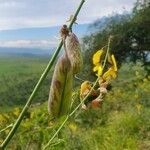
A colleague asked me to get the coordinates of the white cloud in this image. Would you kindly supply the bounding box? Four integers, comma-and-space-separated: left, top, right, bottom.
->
0, 0, 136, 30
0, 0, 136, 48
0, 39, 58, 49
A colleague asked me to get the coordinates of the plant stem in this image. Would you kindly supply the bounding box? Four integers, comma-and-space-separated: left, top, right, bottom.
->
0, 1, 85, 149
102, 36, 111, 70
43, 116, 69, 150
74, 75, 85, 82
0, 124, 13, 134
42, 36, 111, 150
68, 0, 85, 30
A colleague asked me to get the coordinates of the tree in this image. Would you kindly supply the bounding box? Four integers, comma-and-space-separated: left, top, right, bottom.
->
82, 0, 150, 73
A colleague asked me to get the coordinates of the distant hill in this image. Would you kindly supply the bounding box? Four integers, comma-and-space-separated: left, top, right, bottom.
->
0, 24, 89, 56
0, 24, 89, 41
0, 47, 53, 57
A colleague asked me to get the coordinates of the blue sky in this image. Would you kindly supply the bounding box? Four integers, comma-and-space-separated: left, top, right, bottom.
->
0, 0, 136, 49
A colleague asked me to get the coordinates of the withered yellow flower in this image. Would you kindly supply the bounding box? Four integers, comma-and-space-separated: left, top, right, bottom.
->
80, 81, 97, 99
80, 81, 91, 96
103, 67, 117, 81
92, 49, 103, 65
93, 64, 103, 77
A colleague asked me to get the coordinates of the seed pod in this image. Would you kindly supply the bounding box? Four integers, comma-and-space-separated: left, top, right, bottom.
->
65, 32, 83, 75
48, 55, 73, 118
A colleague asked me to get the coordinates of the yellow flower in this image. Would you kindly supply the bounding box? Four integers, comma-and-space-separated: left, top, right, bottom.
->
80, 81, 91, 94
93, 64, 103, 77
108, 54, 117, 71
92, 49, 103, 65
80, 81, 97, 99
103, 67, 117, 81
92, 48, 117, 79
107, 54, 112, 64
80, 81, 92, 99
111, 54, 117, 71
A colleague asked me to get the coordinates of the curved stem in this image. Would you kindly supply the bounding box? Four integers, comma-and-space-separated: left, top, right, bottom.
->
74, 75, 85, 82
0, 1, 85, 149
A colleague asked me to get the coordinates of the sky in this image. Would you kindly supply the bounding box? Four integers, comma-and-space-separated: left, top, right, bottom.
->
0, 0, 136, 49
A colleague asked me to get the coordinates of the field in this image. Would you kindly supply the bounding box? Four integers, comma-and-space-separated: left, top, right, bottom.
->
0, 55, 52, 110
0, 55, 150, 149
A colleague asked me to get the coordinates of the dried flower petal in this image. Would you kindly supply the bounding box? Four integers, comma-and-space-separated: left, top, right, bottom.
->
99, 87, 107, 93
81, 104, 88, 110
91, 99, 102, 108
100, 82, 108, 88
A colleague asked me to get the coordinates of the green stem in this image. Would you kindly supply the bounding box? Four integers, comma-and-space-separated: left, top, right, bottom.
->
0, 124, 13, 134
43, 116, 69, 150
102, 36, 111, 70
0, 1, 85, 149
68, 0, 85, 30
74, 75, 85, 82
42, 36, 111, 150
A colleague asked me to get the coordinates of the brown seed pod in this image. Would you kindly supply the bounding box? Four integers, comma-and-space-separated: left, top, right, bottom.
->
48, 55, 73, 118
65, 32, 83, 75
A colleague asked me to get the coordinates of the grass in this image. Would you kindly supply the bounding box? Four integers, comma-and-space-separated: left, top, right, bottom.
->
0, 55, 53, 110
0, 55, 49, 76
0, 60, 150, 149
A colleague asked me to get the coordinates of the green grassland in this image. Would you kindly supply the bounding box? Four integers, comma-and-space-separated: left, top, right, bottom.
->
0, 56, 150, 149
0, 55, 53, 110
0, 55, 48, 76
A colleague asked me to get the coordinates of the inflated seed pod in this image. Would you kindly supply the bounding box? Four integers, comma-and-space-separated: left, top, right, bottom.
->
65, 32, 83, 75
48, 54, 73, 118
